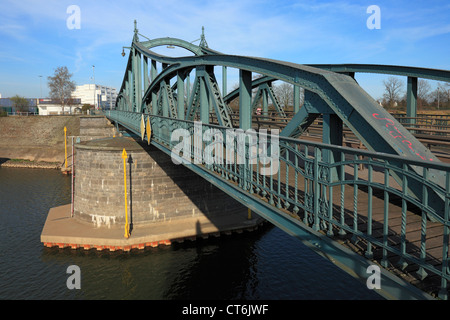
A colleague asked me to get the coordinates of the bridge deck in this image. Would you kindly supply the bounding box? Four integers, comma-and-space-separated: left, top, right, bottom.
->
217, 151, 446, 298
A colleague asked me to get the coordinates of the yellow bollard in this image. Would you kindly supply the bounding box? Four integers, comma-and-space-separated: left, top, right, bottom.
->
64, 126, 68, 169
248, 208, 252, 220
122, 148, 130, 238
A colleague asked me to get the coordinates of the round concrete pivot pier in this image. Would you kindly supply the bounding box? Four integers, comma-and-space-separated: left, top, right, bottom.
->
74, 136, 153, 226
41, 136, 264, 251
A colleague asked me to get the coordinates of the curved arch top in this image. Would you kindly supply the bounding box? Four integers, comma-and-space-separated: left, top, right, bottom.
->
139, 37, 206, 56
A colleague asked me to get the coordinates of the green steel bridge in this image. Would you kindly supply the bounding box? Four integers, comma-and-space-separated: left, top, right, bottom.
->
106, 21, 450, 300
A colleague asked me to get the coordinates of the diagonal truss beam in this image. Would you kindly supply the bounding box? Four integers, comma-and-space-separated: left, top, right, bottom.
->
116, 28, 449, 219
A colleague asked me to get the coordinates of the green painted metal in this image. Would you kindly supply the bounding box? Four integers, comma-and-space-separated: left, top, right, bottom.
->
407, 76, 418, 126
126, 30, 448, 219
239, 69, 252, 130
110, 23, 450, 299
106, 110, 449, 300
308, 64, 450, 121
307, 64, 450, 83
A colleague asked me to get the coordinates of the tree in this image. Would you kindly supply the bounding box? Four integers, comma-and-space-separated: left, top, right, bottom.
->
417, 79, 431, 108
431, 82, 450, 110
47, 66, 76, 115
382, 76, 403, 109
10, 95, 29, 113
273, 82, 293, 109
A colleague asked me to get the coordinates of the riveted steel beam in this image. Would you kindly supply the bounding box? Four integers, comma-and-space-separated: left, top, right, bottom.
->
117, 31, 449, 219
308, 64, 450, 83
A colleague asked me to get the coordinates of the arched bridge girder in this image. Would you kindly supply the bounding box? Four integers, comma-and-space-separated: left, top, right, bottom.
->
139, 37, 211, 56
132, 39, 439, 164
117, 35, 447, 219
308, 64, 450, 83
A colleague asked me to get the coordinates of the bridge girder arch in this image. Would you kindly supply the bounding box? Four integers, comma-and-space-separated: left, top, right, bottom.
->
115, 25, 449, 219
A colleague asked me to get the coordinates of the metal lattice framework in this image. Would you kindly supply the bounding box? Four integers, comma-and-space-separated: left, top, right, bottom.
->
108, 22, 450, 300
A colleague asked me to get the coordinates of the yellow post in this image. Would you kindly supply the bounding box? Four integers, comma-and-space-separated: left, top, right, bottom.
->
122, 148, 130, 238
64, 126, 68, 169
248, 208, 252, 220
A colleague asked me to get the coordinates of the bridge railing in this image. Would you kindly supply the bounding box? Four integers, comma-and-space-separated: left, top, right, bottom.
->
108, 109, 450, 299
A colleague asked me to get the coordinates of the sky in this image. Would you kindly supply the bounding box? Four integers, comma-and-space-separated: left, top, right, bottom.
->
0, 0, 449, 101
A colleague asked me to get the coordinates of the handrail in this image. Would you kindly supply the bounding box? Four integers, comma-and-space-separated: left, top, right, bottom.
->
107, 110, 450, 298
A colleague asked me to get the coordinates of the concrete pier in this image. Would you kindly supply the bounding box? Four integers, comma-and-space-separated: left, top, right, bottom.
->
41, 204, 262, 251
41, 136, 264, 251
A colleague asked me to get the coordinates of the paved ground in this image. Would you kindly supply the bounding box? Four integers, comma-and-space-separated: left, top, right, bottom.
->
41, 204, 265, 251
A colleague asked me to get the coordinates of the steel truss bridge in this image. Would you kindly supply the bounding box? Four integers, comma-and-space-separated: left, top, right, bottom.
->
106, 21, 450, 300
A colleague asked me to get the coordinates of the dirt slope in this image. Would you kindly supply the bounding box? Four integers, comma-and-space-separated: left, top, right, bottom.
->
0, 116, 80, 163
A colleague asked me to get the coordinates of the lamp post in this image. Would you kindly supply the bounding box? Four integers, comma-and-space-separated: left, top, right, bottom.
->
92, 65, 96, 109
38, 75, 42, 98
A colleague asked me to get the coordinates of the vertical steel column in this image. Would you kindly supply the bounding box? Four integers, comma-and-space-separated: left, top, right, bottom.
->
151, 60, 158, 115
406, 76, 417, 127
186, 72, 191, 106
161, 79, 169, 118
143, 56, 149, 90
134, 50, 142, 112
322, 113, 343, 181
125, 80, 129, 110
222, 66, 227, 96
262, 89, 268, 119
177, 72, 185, 120
128, 68, 134, 112
143, 56, 149, 113
198, 67, 209, 123
294, 85, 300, 114
239, 69, 252, 130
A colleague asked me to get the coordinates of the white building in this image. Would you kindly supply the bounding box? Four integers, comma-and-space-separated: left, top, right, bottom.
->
72, 84, 117, 110
37, 98, 82, 115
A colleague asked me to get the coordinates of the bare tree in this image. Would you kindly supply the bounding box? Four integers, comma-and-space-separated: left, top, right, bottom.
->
273, 82, 293, 109
47, 66, 76, 115
432, 82, 450, 109
417, 79, 431, 108
382, 76, 403, 108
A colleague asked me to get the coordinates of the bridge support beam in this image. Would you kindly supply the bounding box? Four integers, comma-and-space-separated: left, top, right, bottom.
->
222, 66, 227, 96
128, 68, 133, 112
133, 48, 142, 112
143, 56, 150, 113
199, 68, 209, 123
322, 113, 343, 181
239, 69, 252, 130
151, 60, 158, 115
177, 72, 185, 120
406, 76, 418, 127
294, 85, 301, 114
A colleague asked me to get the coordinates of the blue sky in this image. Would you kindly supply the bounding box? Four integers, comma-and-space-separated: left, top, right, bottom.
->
1, 0, 449, 100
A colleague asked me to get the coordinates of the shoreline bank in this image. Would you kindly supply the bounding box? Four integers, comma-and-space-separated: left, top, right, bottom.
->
0, 159, 61, 170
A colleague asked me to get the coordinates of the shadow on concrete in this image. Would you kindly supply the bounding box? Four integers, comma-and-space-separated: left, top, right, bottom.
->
0, 158, 11, 166
128, 154, 134, 234
125, 133, 264, 242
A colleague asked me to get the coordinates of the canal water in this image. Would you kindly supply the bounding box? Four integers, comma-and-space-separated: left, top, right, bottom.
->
0, 167, 381, 300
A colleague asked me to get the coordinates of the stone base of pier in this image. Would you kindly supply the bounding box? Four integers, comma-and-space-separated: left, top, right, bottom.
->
41, 204, 264, 251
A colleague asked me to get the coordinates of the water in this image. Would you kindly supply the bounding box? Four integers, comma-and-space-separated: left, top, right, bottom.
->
0, 167, 382, 300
